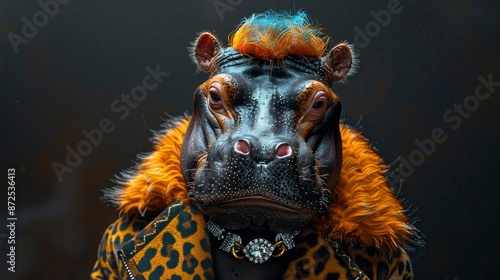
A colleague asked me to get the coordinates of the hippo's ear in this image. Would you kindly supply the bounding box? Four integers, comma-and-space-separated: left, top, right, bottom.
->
322, 43, 357, 83
190, 32, 222, 72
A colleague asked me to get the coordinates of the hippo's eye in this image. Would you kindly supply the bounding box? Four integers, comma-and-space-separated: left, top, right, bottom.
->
208, 83, 224, 113
210, 92, 221, 102
305, 91, 327, 121
312, 101, 324, 108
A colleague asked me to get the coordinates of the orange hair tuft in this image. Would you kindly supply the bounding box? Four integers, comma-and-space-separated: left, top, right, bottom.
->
229, 10, 330, 60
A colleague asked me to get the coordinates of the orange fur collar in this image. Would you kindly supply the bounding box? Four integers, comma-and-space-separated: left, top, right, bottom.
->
111, 116, 415, 251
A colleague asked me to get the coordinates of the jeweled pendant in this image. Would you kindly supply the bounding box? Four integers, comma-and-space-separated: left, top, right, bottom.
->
242, 238, 275, 264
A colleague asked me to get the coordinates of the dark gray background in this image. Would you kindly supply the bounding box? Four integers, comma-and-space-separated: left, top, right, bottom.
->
0, 0, 499, 279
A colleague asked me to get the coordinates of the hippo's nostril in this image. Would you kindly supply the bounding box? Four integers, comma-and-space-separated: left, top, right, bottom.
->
276, 143, 292, 158
234, 139, 250, 155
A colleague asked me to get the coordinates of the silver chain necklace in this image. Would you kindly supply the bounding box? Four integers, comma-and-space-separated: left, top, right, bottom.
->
206, 220, 300, 264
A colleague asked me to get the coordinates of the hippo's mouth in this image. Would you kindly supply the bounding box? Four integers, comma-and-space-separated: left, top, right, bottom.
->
209, 195, 305, 212
200, 195, 316, 233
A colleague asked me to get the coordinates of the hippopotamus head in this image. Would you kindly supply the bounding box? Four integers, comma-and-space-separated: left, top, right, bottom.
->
180, 11, 355, 234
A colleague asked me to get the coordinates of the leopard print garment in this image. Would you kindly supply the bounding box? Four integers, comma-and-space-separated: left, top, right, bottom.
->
91, 201, 413, 279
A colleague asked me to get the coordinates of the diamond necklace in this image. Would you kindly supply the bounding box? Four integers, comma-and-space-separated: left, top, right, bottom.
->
206, 220, 300, 264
